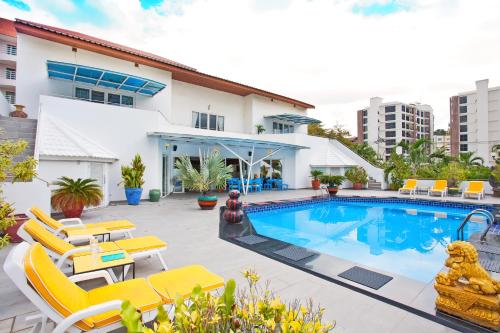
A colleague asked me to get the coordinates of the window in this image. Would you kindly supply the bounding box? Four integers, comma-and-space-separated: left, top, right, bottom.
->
121, 95, 133, 106
385, 123, 395, 129
459, 105, 467, 113
460, 125, 467, 133
6, 44, 16, 55
362, 110, 367, 117
4, 91, 15, 104
459, 96, 467, 104
386, 148, 393, 154
91, 90, 105, 103
385, 105, 396, 113
460, 115, 467, 123
385, 114, 395, 121
363, 125, 367, 132
402, 105, 406, 112
386, 131, 396, 137
75, 87, 90, 100
5, 68, 15, 80
460, 134, 467, 142
200, 113, 208, 129
362, 117, 367, 124
217, 116, 224, 131
460, 144, 468, 152
385, 139, 396, 146
108, 93, 121, 105
192, 111, 200, 128
363, 133, 367, 140
209, 114, 217, 130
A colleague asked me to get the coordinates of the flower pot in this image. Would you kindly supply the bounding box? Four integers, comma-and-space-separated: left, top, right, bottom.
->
311, 179, 321, 190
5, 214, 29, 243
493, 188, 500, 198
327, 187, 338, 196
198, 195, 218, 210
125, 188, 143, 205
62, 203, 84, 218
353, 183, 363, 190
149, 189, 161, 202
10, 104, 28, 118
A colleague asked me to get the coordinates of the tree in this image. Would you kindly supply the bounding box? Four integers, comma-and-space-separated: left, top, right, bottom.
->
255, 124, 265, 135
458, 151, 484, 167
0, 138, 38, 248
433, 129, 447, 136
308, 122, 352, 146
396, 138, 430, 175
351, 143, 380, 166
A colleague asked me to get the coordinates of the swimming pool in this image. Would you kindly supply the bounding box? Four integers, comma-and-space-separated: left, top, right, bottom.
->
247, 199, 488, 282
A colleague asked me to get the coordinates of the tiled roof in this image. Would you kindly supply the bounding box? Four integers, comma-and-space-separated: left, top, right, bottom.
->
0, 18, 16, 38
37, 113, 118, 162
16, 18, 196, 71
14, 18, 315, 109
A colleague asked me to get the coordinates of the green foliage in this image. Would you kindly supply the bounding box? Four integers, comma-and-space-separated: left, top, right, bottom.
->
345, 166, 368, 184
351, 143, 381, 166
175, 151, 233, 194
490, 164, 500, 188
319, 175, 345, 187
51, 177, 103, 211
121, 154, 145, 189
465, 166, 491, 180
415, 165, 439, 179
120, 270, 334, 333
396, 138, 430, 175
260, 164, 269, 178
308, 122, 353, 147
384, 151, 412, 189
438, 162, 467, 187
255, 124, 266, 135
433, 129, 447, 135
458, 152, 484, 167
0, 137, 38, 248
310, 169, 323, 180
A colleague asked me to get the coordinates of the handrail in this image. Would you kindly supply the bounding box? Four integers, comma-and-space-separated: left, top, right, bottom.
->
479, 209, 498, 242
456, 209, 494, 241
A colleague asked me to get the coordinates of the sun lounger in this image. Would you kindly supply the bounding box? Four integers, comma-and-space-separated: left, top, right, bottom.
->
4, 242, 224, 333
462, 181, 485, 200
29, 206, 135, 240
19, 219, 168, 272
398, 179, 417, 195
428, 180, 447, 197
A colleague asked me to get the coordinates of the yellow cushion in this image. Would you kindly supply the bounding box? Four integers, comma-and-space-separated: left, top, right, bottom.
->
86, 220, 135, 231
88, 278, 162, 328
467, 181, 483, 192
115, 236, 167, 254
30, 206, 63, 230
147, 265, 224, 304
24, 243, 93, 331
431, 180, 447, 191
23, 219, 75, 255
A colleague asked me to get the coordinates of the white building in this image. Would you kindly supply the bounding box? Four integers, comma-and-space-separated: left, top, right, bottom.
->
0, 18, 16, 106
1, 18, 383, 212
432, 134, 451, 154
357, 97, 434, 160
450, 79, 500, 165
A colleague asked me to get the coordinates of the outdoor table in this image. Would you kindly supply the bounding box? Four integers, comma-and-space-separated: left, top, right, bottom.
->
65, 227, 111, 242
73, 250, 135, 282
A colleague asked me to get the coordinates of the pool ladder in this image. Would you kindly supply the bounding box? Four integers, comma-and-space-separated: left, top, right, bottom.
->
456, 209, 495, 241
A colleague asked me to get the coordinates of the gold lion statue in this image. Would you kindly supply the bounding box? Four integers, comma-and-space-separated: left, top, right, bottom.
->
436, 241, 500, 295
435, 241, 500, 330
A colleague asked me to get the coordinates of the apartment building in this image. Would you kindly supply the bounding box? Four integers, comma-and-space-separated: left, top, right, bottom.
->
450, 79, 500, 166
432, 134, 451, 154
357, 97, 434, 160
0, 18, 16, 106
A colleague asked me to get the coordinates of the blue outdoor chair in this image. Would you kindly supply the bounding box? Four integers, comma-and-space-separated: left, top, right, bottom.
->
275, 179, 289, 191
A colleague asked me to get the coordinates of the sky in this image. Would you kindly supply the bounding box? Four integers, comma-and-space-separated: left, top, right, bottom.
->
1, 0, 499, 135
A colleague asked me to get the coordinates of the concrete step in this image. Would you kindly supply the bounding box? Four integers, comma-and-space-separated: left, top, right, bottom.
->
0, 117, 38, 161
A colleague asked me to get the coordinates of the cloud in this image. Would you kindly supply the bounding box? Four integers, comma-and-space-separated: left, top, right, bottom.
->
2, 0, 500, 135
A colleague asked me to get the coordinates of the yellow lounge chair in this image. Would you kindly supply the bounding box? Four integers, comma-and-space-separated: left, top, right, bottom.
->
29, 206, 136, 240
428, 180, 447, 197
462, 181, 485, 200
4, 242, 224, 333
398, 179, 417, 195
19, 219, 168, 272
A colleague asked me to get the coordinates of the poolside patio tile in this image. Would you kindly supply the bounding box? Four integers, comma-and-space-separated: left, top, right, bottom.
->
11, 311, 38, 332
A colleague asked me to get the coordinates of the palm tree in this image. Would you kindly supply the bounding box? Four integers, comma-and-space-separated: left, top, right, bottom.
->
396, 138, 430, 175
458, 151, 484, 167
255, 124, 265, 135
51, 177, 103, 217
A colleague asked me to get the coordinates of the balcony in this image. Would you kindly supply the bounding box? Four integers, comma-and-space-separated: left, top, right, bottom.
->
0, 76, 15, 89
0, 43, 16, 67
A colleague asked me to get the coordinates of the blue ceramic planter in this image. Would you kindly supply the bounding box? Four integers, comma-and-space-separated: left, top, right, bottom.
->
125, 188, 143, 205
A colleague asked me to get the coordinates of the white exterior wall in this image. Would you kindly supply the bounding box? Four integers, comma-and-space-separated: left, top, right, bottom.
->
2, 180, 51, 215
16, 34, 172, 119
249, 95, 308, 134
38, 95, 166, 202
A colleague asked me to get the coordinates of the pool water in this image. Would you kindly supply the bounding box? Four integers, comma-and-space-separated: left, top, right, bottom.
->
247, 201, 487, 282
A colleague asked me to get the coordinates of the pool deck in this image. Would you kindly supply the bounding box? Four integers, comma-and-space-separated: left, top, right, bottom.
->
1, 189, 499, 333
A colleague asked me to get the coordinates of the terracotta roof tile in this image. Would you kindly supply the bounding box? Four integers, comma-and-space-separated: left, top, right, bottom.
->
0, 18, 16, 38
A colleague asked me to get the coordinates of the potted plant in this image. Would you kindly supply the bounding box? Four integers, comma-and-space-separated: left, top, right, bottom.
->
438, 162, 466, 196
310, 170, 323, 190
51, 177, 103, 218
320, 175, 345, 196
175, 151, 233, 210
255, 124, 266, 134
345, 166, 368, 190
10, 104, 28, 118
488, 164, 500, 197
121, 154, 145, 205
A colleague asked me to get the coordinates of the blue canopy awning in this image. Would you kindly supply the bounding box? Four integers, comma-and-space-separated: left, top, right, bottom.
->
46, 60, 166, 96
264, 113, 321, 124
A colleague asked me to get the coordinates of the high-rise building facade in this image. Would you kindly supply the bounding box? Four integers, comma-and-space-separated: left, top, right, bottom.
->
450, 79, 500, 166
357, 97, 434, 160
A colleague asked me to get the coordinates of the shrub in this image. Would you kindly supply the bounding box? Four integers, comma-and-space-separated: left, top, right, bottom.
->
51, 177, 103, 211
415, 165, 438, 179
345, 166, 368, 184
121, 154, 145, 189
465, 166, 491, 180
439, 162, 467, 187
310, 169, 323, 181
319, 175, 345, 187
120, 269, 335, 333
